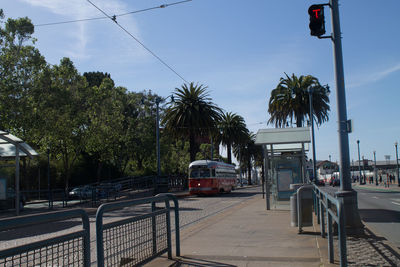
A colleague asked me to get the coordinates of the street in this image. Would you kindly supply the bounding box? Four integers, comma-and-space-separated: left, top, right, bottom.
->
320, 184, 400, 249
356, 187, 400, 248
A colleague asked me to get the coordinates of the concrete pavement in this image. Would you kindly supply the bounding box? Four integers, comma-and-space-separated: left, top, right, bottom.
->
146, 193, 336, 267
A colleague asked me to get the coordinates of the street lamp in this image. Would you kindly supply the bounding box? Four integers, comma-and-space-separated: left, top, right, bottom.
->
154, 95, 175, 178
308, 87, 317, 183
373, 151, 378, 186
395, 142, 399, 187
357, 140, 362, 185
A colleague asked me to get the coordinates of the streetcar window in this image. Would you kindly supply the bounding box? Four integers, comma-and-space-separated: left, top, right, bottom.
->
199, 169, 210, 177
212, 169, 216, 177
190, 168, 210, 178
190, 170, 199, 178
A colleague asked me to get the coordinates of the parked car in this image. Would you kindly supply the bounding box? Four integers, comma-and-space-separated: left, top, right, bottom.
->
330, 177, 340, 187
314, 179, 325, 186
69, 186, 94, 199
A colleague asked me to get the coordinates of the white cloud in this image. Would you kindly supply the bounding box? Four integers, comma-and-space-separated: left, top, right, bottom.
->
21, 0, 144, 61
347, 62, 400, 89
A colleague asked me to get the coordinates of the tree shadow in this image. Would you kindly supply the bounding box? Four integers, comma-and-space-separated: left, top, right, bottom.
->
0, 220, 82, 241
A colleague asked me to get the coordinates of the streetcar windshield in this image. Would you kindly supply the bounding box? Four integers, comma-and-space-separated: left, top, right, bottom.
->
189, 168, 210, 178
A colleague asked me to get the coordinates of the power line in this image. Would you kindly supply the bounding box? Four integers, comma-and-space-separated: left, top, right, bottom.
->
34, 1, 192, 27
86, 0, 189, 84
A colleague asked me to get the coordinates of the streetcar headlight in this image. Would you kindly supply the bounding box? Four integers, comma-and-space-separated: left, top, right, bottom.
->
198, 183, 201, 186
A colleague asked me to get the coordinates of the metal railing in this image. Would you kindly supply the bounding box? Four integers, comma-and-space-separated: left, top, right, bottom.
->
313, 185, 347, 267
0, 209, 91, 267
95, 193, 180, 267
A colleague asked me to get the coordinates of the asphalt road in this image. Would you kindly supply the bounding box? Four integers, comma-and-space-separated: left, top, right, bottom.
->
320, 185, 400, 249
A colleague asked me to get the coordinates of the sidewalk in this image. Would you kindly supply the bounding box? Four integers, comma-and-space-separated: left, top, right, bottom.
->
353, 182, 400, 192
146, 195, 335, 267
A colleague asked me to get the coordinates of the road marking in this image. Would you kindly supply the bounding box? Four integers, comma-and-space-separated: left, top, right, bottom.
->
391, 202, 400, 206
372, 196, 379, 199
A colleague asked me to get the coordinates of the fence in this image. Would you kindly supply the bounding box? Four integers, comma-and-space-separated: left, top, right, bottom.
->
0, 209, 91, 267
313, 185, 347, 267
96, 193, 180, 267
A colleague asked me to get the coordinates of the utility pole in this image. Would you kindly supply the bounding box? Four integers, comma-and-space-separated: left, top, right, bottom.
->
374, 151, 378, 186
395, 142, 399, 186
329, 0, 363, 231
155, 97, 161, 177
309, 88, 317, 183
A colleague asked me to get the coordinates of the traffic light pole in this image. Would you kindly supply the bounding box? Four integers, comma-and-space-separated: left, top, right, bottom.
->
328, 0, 363, 232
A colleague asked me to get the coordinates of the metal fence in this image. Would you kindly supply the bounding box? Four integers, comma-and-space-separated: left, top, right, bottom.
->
0, 209, 91, 267
313, 185, 347, 267
96, 193, 180, 267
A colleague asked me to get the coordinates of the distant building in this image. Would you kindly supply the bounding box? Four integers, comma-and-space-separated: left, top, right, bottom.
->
316, 160, 339, 179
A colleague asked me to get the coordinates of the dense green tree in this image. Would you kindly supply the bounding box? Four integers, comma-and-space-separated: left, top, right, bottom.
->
268, 73, 330, 127
219, 112, 248, 164
162, 82, 222, 162
83, 71, 112, 88
0, 14, 47, 140
38, 58, 88, 191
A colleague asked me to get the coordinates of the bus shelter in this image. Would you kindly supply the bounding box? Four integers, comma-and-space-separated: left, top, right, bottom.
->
255, 127, 311, 210
0, 130, 38, 215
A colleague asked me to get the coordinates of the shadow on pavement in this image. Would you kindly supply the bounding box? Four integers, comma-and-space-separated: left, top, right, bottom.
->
0, 220, 81, 240
358, 209, 400, 223
170, 256, 236, 267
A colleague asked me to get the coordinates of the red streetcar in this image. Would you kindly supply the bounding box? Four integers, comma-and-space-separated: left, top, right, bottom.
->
188, 160, 236, 195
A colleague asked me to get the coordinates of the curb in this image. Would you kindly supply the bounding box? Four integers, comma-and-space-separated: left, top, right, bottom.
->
353, 185, 400, 193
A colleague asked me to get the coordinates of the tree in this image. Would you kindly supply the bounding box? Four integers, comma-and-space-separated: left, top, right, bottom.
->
38, 57, 88, 191
233, 132, 260, 185
268, 73, 330, 128
219, 112, 248, 164
162, 82, 222, 162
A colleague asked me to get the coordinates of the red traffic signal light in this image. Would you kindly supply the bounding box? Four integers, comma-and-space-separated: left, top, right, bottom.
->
308, 4, 326, 37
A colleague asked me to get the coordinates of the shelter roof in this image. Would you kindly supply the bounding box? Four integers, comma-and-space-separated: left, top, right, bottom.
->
255, 127, 311, 153
0, 131, 38, 159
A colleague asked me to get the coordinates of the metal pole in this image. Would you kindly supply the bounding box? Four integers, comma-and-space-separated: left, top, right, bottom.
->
362, 155, 365, 183
15, 143, 20, 216
156, 97, 161, 177
395, 142, 399, 186
239, 148, 243, 187
357, 140, 362, 185
264, 145, 270, 210
330, 0, 363, 231
330, 0, 351, 191
309, 88, 317, 182
374, 151, 378, 186
47, 148, 51, 208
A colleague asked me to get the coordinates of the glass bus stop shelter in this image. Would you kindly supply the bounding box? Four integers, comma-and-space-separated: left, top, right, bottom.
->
0, 130, 38, 215
255, 127, 311, 210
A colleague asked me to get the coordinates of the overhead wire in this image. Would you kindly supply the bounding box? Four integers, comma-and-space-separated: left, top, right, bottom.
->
34, 0, 192, 27
86, 0, 189, 84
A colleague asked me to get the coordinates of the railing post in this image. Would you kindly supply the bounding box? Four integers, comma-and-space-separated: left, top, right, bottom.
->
337, 196, 347, 267
327, 200, 334, 263
317, 192, 321, 224
151, 201, 157, 255
165, 200, 172, 259
320, 195, 326, 237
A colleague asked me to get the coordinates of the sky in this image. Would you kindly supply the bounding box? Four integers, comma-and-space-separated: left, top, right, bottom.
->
2, 0, 400, 164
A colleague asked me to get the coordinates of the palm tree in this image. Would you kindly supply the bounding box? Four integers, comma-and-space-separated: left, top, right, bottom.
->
233, 132, 261, 185
268, 73, 330, 127
162, 82, 222, 162
219, 112, 248, 164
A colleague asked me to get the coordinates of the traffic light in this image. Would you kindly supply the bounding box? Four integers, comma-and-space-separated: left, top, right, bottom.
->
308, 4, 325, 37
